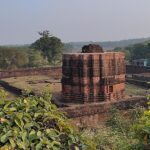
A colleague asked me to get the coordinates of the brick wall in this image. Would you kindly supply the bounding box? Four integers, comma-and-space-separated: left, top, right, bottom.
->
62, 52, 125, 103
60, 97, 147, 118
0, 67, 62, 79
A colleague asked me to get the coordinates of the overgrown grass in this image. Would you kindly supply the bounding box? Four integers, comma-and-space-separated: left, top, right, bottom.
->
80, 106, 146, 150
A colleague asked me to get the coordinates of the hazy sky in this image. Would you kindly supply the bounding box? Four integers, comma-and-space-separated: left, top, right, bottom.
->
0, 0, 150, 45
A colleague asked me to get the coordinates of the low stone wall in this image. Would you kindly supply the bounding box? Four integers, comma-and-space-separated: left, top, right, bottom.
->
126, 78, 150, 88
60, 97, 147, 118
60, 97, 147, 127
132, 74, 150, 82
2, 65, 149, 79
1, 65, 150, 79
126, 65, 150, 74
0, 67, 62, 79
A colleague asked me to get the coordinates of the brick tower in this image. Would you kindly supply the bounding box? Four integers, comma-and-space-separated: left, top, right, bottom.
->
62, 44, 125, 103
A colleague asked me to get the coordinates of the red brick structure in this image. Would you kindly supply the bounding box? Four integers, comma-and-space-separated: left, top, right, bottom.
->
62, 45, 125, 103
0, 67, 61, 79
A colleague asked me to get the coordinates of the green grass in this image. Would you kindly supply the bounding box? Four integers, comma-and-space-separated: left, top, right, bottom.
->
125, 83, 149, 96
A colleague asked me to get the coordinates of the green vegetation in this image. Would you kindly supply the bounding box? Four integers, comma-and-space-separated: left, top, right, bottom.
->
0, 46, 48, 70
80, 106, 145, 150
1, 87, 150, 149
114, 42, 150, 62
0, 89, 93, 150
64, 37, 150, 52
31, 31, 64, 66
132, 100, 150, 148
0, 31, 64, 70
1, 35, 150, 69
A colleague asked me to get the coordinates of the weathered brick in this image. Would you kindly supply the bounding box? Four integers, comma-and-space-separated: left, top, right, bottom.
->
62, 49, 125, 103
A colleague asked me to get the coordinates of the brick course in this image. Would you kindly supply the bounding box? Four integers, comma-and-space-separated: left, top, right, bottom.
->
62, 51, 125, 103
0, 67, 62, 79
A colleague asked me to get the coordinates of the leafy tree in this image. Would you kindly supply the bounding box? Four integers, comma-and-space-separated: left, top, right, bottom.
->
0, 46, 50, 70
12, 52, 29, 68
114, 47, 132, 61
114, 42, 150, 63
28, 50, 48, 68
31, 31, 64, 65
0, 47, 29, 70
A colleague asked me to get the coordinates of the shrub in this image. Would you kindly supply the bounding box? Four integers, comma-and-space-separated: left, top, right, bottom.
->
132, 102, 150, 149
81, 106, 145, 150
0, 90, 90, 150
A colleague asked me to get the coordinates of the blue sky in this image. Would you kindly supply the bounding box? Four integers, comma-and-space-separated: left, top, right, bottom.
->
0, 0, 150, 44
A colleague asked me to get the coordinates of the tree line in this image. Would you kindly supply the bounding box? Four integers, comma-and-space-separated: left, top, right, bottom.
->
1, 30, 150, 70
0, 30, 64, 70
114, 41, 150, 64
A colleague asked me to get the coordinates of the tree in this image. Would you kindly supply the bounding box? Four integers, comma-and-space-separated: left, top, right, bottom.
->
0, 47, 29, 70
28, 50, 48, 67
31, 31, 64, 65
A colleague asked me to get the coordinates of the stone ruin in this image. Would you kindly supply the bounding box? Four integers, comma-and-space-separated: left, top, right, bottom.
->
62, 44, 125, 103
82, 44, 103, 53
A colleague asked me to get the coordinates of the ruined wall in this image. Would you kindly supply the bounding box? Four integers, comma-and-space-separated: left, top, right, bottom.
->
60, 97, 147, 118
62, 52, 125, 103
126, 65, 150, 74
0, 67, 62, 79
68, 97, 147, 127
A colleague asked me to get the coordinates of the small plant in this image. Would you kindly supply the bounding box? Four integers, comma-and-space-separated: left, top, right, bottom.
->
21, 88, 32, 97
0, 89, 8, 100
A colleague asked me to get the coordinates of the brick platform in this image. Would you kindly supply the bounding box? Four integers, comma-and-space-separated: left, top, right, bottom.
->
62, 50, 125, 103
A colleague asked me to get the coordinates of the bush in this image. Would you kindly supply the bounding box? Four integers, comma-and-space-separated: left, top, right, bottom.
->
0, 90, 91, 150
132, 102, 150, 149
0, 47, 49, 70
80, 106, 145, 150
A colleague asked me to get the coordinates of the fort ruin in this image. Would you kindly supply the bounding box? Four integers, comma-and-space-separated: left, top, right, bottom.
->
62, 44, 125, 103
0, 49, 148, 126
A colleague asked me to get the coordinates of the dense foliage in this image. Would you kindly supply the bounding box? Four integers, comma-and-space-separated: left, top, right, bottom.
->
0, 90, 92, 150
0, 47, 48, 70
0, 31, 64, 70
114, 42, 150, 63
1, 36, 150, 69
133, 101, 150, 149
31, 31, 64, 65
